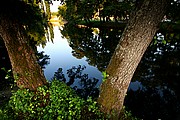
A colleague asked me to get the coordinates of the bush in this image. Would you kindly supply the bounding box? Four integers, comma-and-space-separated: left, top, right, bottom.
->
0, 80, 138, 120
5, 80, 103, 120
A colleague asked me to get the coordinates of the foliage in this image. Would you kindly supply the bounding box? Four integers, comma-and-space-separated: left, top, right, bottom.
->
22, 1, 50, 46
1, 68, 14, 86
60, 23, 121, 71
0, 68, 139, 120
57, 0, 135, 23
58, 3, 67, 19
0, 0, 53, 47
0, 108, 14, 120
51, 12, 59, 16
119, 106, 139, 120
1, 80, 104, 120
102, 71, 109, 82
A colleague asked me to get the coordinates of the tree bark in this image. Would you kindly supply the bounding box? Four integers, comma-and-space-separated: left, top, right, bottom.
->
0, 14, 47, 90
98, 0, 171, 118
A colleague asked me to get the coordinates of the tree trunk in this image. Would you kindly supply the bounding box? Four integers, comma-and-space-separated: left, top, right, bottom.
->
0, 14, 47, 90
98, 0, 171, 118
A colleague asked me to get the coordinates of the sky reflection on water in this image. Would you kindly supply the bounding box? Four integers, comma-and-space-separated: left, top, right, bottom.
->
37, 26, 102, 86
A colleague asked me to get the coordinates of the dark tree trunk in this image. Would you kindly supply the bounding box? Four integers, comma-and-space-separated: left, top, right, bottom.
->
0, 14, 47, 90
98, 0, 171, 118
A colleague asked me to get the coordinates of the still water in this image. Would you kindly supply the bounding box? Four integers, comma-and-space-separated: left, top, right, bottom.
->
1, 23, 180, 120
37, 26, 140, 91
37, 26, 102, 83
37, 24, 180, 120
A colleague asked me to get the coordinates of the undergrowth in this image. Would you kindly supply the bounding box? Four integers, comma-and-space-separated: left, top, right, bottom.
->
0, 80, 138, 120
0, 80, 103, 120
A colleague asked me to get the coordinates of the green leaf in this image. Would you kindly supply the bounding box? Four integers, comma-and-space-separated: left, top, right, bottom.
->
154, 40, 158, 45
162, 40, 166, 44
48, 109, 53, 113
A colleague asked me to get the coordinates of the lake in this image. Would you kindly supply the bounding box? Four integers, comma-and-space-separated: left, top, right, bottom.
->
0, 23, 180, 120
38, 24, 180, 120
37, 26, 102, 82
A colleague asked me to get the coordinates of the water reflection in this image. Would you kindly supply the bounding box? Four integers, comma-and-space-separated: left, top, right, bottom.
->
37, 51, 50, 69
61, 23, 122, 71
52, 65, 99, 99
125, 32, 180, 120
60, 23, 180, 119
0, 20, 180, 119
37, 26, 102, 84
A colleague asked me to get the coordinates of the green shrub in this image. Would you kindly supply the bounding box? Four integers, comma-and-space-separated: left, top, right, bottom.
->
7, 80, 103, 120
0, 103, 15, 120
0, 79, 138, 120
0, 109, 11, 120
119, 107, 139, 120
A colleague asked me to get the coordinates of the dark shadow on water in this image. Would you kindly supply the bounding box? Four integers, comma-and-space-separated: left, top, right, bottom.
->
60, 23, 122, 72
60, 23, 180, 119
124, 32, 180, 120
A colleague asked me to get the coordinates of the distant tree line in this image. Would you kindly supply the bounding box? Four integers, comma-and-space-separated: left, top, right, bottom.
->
58, 0, 135, 23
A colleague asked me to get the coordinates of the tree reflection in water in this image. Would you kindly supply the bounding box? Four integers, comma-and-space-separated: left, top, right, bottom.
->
60, 23, 122, 71
0, 20, 180, 119
125, 32, 180, 120
52, 65, 99, 99
36, 51, 50, 69
60, 22, 180, 119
